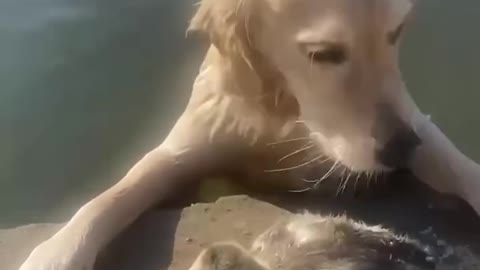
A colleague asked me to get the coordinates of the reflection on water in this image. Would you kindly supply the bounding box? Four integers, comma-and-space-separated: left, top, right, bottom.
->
1, 0, 480, 227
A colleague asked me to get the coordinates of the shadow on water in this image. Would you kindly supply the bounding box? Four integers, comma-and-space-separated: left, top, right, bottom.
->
1, 0, 480, 228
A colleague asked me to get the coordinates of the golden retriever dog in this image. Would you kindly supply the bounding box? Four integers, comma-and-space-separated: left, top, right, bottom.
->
20, 0, 480, 269
188, 213, 435, 270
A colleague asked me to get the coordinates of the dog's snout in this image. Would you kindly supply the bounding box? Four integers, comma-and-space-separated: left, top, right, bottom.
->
373, 104, 422, 169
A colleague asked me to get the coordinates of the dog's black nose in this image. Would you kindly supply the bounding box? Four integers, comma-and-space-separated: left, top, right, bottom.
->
375, 126, 421, 169
373, 103, 422, 169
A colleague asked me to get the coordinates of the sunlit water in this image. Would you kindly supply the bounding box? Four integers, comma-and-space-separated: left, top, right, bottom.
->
1, 0, 480, 227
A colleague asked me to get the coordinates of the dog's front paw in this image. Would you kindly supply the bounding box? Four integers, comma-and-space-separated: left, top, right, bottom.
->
19, 237, 95, 270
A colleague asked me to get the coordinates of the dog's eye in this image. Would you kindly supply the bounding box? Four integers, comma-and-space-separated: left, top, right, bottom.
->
308, 47, 347, 65
388, 23, 405, 45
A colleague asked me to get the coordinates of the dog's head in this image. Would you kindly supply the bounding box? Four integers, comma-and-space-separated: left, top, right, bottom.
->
188, 0, 421, 173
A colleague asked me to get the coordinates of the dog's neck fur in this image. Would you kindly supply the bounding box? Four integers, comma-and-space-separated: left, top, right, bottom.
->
188, 45, 302, 144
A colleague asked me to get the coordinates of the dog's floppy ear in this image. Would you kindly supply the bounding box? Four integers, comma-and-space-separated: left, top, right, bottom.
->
187, 0, 299, 122
187, 0, 257, 66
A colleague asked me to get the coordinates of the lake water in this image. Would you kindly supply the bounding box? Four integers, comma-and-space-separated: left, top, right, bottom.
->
1, 0, 480, 227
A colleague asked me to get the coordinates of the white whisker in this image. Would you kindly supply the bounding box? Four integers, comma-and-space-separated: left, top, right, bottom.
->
301, 178, 321, 183
289, 186, 313, 193
289, 159, 341, 193
354, 172, 362, 192
342, 170, 353, 193
366, 171, 373, 189
265, 155, 325, 173
267, 137, 312, 146
336, 168, 348, 196
277, 143, 315, 164
313, 160, 340, 190
294, 159, 339, 192
318, 156, 332, 164
319, 160, 339, 181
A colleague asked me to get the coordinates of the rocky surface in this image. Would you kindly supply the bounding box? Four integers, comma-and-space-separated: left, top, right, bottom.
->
2, 191, 480, 270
